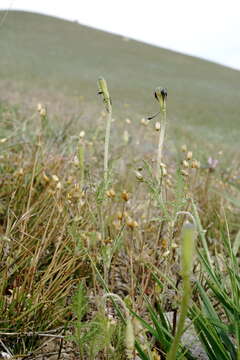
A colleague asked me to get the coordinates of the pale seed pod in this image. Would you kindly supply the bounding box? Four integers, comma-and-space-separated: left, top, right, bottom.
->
155, 121, 161, 131
52, 174, 59, 182
73, 155, 80, 166
39, 107, 47, 117
191, 159, 201, 169
181, 144, 187, 152
140, 118, 149, 126
160, 164, 167, 177
186, 151, 193, 160
182, 160, 189, 168
56, 182, 62, 190
135, 170, 143, 181
180, 169, 189, 177
79, 130, 85, 138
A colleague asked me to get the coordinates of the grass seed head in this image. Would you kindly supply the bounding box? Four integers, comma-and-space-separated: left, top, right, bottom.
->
106, 188, 116, 199
121, 190, 130, 202
191, 159, 201, 169
182, 160, 189, 168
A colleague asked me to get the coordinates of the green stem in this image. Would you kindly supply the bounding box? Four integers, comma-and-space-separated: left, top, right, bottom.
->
157, 107, 167, 181
166, 223, 195, 360
104, 110, 112, 183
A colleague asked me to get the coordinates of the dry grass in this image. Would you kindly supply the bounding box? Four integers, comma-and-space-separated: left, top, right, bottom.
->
0, 91, 239, 359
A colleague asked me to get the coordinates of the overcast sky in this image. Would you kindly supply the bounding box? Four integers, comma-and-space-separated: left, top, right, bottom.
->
1, 0, 240, 70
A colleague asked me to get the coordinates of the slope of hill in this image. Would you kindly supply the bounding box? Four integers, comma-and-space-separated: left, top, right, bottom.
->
0, 10, 240, 149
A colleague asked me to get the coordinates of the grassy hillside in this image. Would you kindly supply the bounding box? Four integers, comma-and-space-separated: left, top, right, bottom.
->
1, 11, 240, 359
0, 10, 240, 150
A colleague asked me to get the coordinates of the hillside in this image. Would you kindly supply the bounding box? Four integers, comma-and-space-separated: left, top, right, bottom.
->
0, 10, 240, 149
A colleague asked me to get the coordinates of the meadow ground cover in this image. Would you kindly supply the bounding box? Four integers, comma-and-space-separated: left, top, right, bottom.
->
0, 76, 239, 359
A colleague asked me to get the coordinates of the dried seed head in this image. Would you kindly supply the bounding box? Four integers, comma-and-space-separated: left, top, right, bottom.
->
163, 250, 170, 257
186, 151, 193, 160
140, 118, 149, 126
155, 121, 161, 131
181, 144, 187, 152
73, 155, 80, 166
37, 103, 42, 112
42, 172, 50, 182
166, 178, 172, 187
135, 170, 143, 181
180, 169, 189, 177
79, 131, 85, 139
160, 163, 167, 176
126, 217, 138, 229
182, 160, 189, 168
191, 159, 201, 169
154, 87, 167, 102
52, 174, 59, 182
106, 188, 116, 199
117, 211, 123, 220
121, 190, 129, 202
56, 182, 62, 190
40, 107, 47, 117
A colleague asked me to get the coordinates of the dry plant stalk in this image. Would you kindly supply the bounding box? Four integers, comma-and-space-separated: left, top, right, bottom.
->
97, 77, 112, 183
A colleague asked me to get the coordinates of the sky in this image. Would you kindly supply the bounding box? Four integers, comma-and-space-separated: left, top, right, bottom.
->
0, 0, 240, 71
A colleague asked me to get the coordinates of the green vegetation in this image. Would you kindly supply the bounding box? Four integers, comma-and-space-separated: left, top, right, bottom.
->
0, 10, 240, 360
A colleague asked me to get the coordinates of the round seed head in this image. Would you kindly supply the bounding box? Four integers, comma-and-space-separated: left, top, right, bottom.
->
121, 190, 129, 202
106, 188, 116, 199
